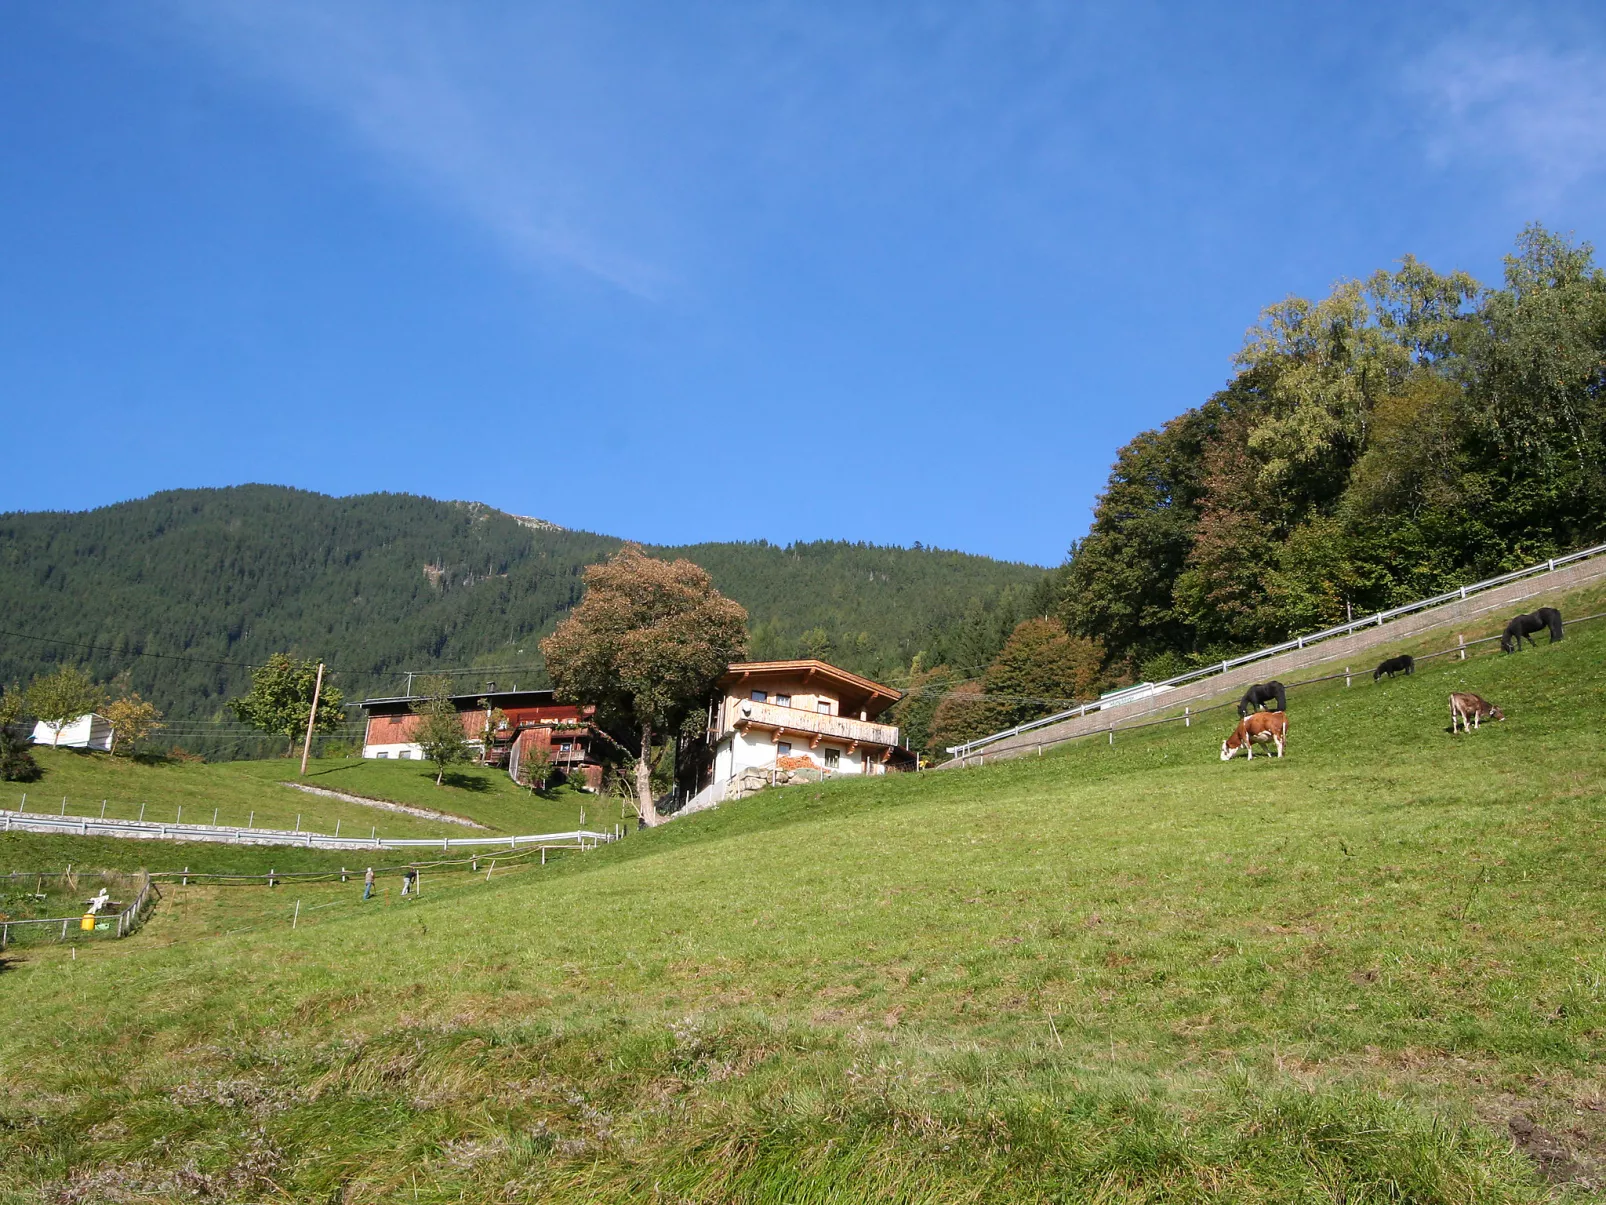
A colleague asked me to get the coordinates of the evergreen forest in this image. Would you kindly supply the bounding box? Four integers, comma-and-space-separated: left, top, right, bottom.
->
0, 487, 1041, 756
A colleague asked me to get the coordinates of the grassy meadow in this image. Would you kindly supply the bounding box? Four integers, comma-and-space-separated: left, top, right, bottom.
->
2, 604, 1605, 1200
0, 751, 605, 843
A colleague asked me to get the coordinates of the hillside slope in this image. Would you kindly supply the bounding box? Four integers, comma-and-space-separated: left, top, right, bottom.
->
2, 596, 1603, 1200
0, 487, 1041, 750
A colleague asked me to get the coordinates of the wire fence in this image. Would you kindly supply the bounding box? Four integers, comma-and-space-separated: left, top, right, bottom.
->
947, 541, 1606, 759
0, 808, 619, 852
944, 609, 1606, 768
0, 870, 156, 950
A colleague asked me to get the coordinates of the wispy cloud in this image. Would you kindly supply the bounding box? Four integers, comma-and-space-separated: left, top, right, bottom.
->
1409, 34, 1606, 206
159, 0, 667, 295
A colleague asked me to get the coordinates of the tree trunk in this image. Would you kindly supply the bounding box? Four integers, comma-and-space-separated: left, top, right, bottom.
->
635, 722, 661, 827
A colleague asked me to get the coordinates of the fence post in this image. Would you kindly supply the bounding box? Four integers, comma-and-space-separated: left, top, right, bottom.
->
268, 868, 276, 888
1108, 725, 1114, 746
1345, 667, 1351, 688
182, 866, 188, 887
60, 797, 66, 816
292, 900, 300, 929
100, 800, 107, 818
248, 811, 254, 829
1184, 707, 1190, 727
176, 806, 181, 824
139, 803, 145, 821
1458, 634, 1466, 660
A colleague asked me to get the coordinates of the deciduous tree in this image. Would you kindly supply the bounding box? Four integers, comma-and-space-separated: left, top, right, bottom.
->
412, 677, 471, 786
229, 654, 345, 758
542, 544, 747, 826
983, 618, 1105, 728
26, 666, 104, 748
104, 693, 163, 758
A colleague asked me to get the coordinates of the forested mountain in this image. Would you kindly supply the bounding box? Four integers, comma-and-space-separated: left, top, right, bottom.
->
0, 487, 1041, 754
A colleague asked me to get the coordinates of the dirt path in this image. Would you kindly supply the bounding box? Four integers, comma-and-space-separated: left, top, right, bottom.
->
279, 783, 489, 829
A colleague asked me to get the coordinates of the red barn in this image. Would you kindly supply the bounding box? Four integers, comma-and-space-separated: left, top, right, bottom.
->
359, 689, 604, 790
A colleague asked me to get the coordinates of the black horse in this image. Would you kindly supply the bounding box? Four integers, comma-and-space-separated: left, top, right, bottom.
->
1501, 607, 1564, 653
1373, 654, 1414, 680
1237, 681, 1287, 717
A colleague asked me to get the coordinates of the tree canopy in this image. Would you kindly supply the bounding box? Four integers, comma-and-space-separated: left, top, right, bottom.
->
542, 545, 747, 826
229, 654, 346, 757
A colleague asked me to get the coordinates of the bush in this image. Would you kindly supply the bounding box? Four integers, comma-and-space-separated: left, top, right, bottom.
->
0, 729, 41, 782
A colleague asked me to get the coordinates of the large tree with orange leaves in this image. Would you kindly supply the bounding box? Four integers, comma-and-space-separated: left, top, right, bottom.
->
541, 545, 747, 826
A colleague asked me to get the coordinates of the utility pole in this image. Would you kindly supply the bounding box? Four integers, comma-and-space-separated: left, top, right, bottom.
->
299, 662, 325, 777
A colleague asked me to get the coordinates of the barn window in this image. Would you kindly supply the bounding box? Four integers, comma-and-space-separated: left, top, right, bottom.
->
774, 694, 792, 707
751, 690, 767, 702
777, 742, 792, 757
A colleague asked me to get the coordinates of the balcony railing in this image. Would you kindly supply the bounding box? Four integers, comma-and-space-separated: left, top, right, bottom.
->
728, 699, 898, 747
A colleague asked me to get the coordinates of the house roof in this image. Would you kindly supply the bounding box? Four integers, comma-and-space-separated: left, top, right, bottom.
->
719, 659, 902, 717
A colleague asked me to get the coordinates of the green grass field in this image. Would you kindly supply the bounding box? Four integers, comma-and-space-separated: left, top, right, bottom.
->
0, 751, 607, 843
2, 602, 1604, 1201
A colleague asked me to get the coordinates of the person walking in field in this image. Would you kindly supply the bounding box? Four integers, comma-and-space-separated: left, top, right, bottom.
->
363, 867, 375, 900
401, 869, 415, 898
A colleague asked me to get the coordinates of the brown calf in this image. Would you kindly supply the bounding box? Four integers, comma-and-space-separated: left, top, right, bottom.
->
1221, 711, 1287, 761
1450, 692, 1504, 733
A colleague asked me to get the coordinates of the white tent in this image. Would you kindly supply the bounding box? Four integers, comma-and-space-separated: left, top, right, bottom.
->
31, 713, 114, 751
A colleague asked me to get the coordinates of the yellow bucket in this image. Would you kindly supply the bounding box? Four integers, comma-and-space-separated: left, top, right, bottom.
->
80, 914, 95, 932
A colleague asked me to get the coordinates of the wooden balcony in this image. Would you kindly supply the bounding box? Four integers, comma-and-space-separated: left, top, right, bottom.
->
729, 698, 899, 748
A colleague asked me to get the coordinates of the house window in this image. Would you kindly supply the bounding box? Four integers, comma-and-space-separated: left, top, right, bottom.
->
559, 742, 572, 752
389, 715, 402, 726
777, 742, 792, 757
817, 700, 832, 715
751, 690, 768, 702
375, 751, 389, 759
398, 750, 411, 759
824, 748, 840, 770
774, 694, 792, 707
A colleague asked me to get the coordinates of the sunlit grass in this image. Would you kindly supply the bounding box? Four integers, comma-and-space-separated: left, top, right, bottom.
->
2, 591, 1604, 1200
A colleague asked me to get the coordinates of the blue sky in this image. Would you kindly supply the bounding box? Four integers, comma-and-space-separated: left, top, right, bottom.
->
3, 2, 1605, 565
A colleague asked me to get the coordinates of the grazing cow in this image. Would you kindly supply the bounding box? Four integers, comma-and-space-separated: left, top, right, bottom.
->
1502, 607, 1562, 652
1373, 654, 1414, 681
1236, 681, 1287, 718
1221, 711, 1287, 761
1450, 692, 1504, 733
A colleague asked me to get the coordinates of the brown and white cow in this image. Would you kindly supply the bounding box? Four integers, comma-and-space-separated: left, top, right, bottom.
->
1221, 711, 1287, 761
1450, 692, 1504, 733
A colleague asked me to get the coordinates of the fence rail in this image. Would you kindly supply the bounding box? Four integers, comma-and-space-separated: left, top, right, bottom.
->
946, 539, 1606, 759
0, 809, 616, 852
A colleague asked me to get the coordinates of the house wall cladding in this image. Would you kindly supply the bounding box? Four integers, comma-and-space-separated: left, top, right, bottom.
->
959, 554, 1606, 764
